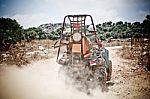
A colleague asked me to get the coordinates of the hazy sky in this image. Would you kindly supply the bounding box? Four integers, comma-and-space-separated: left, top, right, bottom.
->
0, 0, 150, 28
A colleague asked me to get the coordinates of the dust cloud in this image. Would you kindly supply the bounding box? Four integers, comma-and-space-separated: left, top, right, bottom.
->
0, 57, 118, 99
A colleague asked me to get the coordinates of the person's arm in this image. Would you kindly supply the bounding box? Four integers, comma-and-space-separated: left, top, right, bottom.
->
95, 38, 102, 48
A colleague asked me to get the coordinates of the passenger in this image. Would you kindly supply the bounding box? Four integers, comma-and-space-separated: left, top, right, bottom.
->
95, 37, 109, 69
87, 25, 109, 66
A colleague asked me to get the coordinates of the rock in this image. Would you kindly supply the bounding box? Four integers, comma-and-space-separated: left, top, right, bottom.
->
43, 49, 48, 54
131, 67, 137, 70
114, 79, 120, 84
26, 52, 35, 55
1, 53, 8, 58
118, 68, 123, 71
38, 46, 44, 50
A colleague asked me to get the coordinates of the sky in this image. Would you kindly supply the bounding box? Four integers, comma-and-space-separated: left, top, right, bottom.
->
0, 0, 150, 28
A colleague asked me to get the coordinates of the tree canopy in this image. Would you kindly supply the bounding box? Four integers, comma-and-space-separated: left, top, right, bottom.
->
96, 15, 150, 40
0, 15, 149, 49
0, 18, 23, 49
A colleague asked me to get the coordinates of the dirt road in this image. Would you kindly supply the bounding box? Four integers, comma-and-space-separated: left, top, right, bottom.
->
0, 46, 150, 99
108, 46, 150, 99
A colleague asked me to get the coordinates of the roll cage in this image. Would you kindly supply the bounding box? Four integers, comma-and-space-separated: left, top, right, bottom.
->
56, 14, 98, 61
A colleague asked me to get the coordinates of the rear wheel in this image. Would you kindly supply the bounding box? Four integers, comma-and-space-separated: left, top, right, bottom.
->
107, 60, 112, 81
94, 66, 107, 91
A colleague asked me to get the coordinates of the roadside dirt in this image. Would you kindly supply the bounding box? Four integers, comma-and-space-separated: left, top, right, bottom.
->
108, 46, 150, 99
0, 46, 150, 99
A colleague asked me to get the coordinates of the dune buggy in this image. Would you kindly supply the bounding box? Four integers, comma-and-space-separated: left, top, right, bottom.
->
55, 14, 112, 92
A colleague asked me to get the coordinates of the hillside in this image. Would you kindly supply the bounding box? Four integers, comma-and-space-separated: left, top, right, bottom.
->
39, 23, 63, 33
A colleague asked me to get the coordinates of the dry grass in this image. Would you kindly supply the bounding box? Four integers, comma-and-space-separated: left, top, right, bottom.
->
117, 45, 141, 67
118, 46, 133, 59
0, 39, 56, 66
104, 39, 130, 47
5, 47, 30, 66
24, 40, 55, 49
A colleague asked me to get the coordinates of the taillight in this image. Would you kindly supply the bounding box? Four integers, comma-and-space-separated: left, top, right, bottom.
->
89, 59, 97, 66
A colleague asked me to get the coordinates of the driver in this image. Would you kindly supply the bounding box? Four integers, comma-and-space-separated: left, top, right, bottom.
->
87, 25, 110, 71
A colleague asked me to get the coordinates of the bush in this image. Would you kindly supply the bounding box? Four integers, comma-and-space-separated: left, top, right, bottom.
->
0, 18, 23, 49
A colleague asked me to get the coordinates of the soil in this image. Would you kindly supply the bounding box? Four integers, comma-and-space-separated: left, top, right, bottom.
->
108, 46, 150, 99
0, 46, 150, 99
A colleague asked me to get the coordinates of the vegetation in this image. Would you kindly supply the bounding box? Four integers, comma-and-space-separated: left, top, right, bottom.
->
0, 15, 149, 49
0, 18, 24, 49
96, 15, 150, 40
0, 15, 149, 69
24, 27, 60, 41
0, 18, 60, 50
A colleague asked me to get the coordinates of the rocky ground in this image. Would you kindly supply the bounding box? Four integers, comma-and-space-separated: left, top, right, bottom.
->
108, 46, 150, 99
0, 46, 150, 99
0, 40, 56, 66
